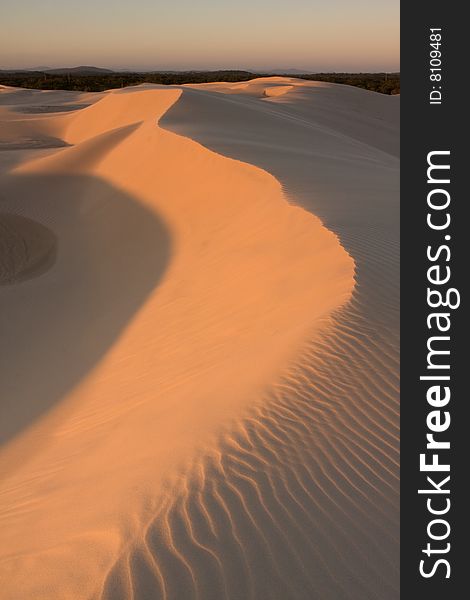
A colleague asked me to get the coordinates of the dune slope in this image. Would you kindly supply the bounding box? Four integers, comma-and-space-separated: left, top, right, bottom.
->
0, 81, 374, 599
159, 76, 400, 599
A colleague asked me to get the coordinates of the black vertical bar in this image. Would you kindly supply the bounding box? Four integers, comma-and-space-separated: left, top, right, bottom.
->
401, 2, 467, 598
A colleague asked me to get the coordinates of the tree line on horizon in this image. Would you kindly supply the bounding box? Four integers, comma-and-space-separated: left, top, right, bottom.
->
0, 70, 400, 95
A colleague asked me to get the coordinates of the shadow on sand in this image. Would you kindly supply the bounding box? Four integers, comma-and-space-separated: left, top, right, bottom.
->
0, 173, 171, 450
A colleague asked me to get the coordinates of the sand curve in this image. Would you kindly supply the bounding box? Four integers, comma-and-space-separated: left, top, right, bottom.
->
0, 82, 359, 599
158, 76, 400, 599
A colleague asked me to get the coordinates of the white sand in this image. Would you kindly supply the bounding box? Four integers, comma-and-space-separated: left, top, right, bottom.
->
0, 78, 398, 599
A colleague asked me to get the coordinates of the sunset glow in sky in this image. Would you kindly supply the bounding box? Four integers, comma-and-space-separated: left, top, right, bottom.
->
2, 0, 399, 71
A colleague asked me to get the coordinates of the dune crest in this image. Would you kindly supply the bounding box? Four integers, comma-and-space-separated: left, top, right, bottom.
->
159, 76, 399, 599
0, 83, 357, 598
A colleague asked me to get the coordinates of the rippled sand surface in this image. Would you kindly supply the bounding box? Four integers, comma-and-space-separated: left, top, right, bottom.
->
0, 78, 398, 599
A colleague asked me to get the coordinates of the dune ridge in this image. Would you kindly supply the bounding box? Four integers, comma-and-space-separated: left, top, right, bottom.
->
0, 81, 371, 598
157, 77, 399, 599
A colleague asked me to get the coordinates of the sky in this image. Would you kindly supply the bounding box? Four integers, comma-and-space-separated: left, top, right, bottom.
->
1, 0, 399, 72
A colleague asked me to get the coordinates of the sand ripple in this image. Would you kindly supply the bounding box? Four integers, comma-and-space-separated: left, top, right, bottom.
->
0, 79, 398, 599
0, 213, 57, 284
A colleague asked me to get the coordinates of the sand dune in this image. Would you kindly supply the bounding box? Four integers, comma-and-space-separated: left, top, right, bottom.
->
263, 85, 294, 97
0, 78, 398, 599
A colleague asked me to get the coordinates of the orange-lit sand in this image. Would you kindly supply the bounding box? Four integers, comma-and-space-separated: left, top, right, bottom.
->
0, 78, 398, 599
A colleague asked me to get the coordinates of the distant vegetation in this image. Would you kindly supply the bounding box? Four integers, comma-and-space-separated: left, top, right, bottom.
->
295, 73, 400, 95
0, 70, 400, 95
